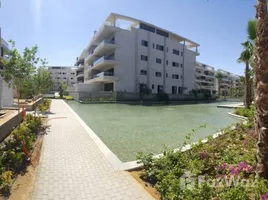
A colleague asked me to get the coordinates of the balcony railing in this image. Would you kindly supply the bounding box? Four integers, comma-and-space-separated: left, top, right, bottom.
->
93, 56, 115, 66
92, 71, 114, 79
1, 38, 8, 48
76, 72, 84, 76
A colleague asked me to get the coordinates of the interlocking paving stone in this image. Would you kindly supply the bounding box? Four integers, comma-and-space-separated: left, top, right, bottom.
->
32, 100, 153, 200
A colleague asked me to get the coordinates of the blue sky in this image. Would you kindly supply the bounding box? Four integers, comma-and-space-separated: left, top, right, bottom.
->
0, 0, 256, 75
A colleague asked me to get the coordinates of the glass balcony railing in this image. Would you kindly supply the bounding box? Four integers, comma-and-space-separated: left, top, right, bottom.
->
93, 56, 115, 66
93, 71, 114, 79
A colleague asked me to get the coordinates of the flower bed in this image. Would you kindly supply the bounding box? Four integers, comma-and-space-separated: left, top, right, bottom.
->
37, 99, 51, 112
136, 107, 268, 199
0, 114, 44, 196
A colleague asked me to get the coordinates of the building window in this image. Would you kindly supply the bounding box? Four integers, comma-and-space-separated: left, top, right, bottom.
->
156, 58, 162, 64
155, 72, 162, 77
141, 40, 148, 47
157, 85, 163, 93
178, 87, 183, 94
71, 73, 75, 75
71, 78, 73, 80
172, 62, 180, 67
172, 86, 177, 94
152, 43, 155, 49
172, 74, 179, 79
181, 64, 183, 68
152, 84, 154, 89
166, 60, 168, 65
156, 44, 164, 51
173, 49, 180, 56
63, 77, 66, 79
63, 72, 66, 75
140, 70, 147, 75
141, 55, 148, 61
166, 73, 168, 77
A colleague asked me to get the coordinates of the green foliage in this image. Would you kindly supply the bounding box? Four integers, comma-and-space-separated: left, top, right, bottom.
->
37, 99, 51, 111
63, 95, 74, 100
59, 81, 67, 98
234, 105, 255, 120
156, 92, 169, 103
137, 119, 266, 199
0, 114, 43, 195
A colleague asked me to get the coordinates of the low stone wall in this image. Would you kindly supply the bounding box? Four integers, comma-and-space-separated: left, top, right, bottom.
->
0, 111, 23, 142
22, 97, 43, 111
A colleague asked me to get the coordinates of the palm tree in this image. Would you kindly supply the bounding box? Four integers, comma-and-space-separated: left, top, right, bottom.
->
215, 72, 223, 98
255, 0, 268, 179
237, 41, 254, 108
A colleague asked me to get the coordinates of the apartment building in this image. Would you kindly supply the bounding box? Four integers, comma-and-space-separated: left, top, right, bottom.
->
215, 69, 243, 96
74, 13, 200, 95
48, 66, 77, 91
0, 30, 13, 108
195, 62, 216, 94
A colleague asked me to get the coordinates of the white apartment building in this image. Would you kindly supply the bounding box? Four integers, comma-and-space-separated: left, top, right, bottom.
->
195, 62, 216, 94
0, 30, 13, 108
75, 13, 200, 95
215, 69, 242, 96
48, 66, 77, 91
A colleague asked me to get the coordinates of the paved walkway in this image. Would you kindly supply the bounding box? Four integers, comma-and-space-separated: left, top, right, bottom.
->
32, 100, 153, 200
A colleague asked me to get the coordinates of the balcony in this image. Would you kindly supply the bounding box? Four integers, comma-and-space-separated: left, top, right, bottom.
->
87, 56, 119, 71
85, 71, 118, 84
76, 72, 84, 78
85, 39, 118, 65
1, 38, 8, 49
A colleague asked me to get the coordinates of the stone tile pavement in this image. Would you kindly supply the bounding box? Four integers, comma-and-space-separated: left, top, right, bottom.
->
32, 100, 154, 200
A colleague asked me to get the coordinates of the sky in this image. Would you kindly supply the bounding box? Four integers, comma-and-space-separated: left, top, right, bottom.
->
0, 0, 257, 75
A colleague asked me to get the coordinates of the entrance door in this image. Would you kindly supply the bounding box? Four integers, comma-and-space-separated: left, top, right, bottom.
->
104, 83, 114, 91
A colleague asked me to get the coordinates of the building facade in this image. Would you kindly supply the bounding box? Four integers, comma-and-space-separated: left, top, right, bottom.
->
48, 66, 77, 91
195, 62, 216, 94
74, 13, 200, 95
0, 30, 13, 108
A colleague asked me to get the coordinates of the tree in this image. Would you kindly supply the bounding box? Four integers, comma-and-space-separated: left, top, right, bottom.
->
255, 0, 268, 179
0, 41, 44, 114
59, 81, 67, 98
215, 72, 223, 98
33, 66, 53, 99
237, 41, 254, 108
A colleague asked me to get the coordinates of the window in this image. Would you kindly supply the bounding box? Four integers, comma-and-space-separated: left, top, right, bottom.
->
178, 87, 183, 94
156, 44, 164, 51
140, 70, 147, 75
172, 62, 180, 67
141, 40, 148, 47
181, 64, 183, 68
166, 60, 168, 65
156, 29, 169, 38
172, 74, 179, 79
63, 72, 66, 75
141, 55, 148, 61
152, 43, 155, 49
140, 23, 155, 33
155, 72, 162, 77
166, 73, 168, 78
58, 72, 62, 74
71, 78, 73, 80
71, 73, 75, 75
173, 49, 180, 56
152, 84, 154, 89
172, 86, 177, 94
157, 85, 163, 93
156, 58, 162, 64
63, 77, 66, 79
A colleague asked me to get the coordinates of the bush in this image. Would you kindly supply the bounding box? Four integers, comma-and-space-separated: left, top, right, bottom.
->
137, 121, 266, 199
234, 105, 254, 120
0, 114, 43, 195
63, 95, 74, 100
37, 99, 51, 111
156, 92, 169, 103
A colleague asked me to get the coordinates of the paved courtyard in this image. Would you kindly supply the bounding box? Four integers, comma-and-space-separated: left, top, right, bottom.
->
32, 100, 153, 200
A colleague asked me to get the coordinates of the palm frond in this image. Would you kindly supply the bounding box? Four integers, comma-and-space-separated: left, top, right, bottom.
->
247, 19, 257, 41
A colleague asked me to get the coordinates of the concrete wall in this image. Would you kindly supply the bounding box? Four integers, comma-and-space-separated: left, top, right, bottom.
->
0, 110, 23, 142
